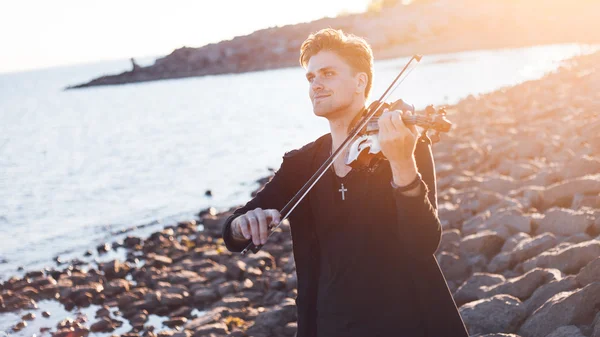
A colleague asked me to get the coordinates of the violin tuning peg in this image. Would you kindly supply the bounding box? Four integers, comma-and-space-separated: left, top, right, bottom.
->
438, 107, 447, 116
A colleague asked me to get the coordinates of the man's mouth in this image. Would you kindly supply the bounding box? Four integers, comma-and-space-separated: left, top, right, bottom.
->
314, 94, 330, 100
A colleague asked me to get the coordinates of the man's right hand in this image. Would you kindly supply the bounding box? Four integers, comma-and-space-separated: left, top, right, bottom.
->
231, 208, 281, 246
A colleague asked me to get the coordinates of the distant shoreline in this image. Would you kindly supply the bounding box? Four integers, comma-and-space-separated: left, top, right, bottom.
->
65, 0, 600, 90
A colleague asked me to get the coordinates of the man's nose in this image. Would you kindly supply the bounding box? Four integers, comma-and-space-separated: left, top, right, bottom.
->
311, 77, 324, 92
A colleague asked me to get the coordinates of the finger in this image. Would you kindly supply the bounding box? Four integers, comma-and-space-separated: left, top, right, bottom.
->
388, 110, 404, 132
378, 110, 393, 135
247, 211, 261, 245
401, 110, 419, 136
266, 209, 281, 228
390, 110, 407, 133
391, 110, 415, 138
238, 216, 251, 240
255, 209, 269, 245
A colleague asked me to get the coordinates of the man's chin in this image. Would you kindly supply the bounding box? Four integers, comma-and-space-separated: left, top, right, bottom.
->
312, 105, 331, 117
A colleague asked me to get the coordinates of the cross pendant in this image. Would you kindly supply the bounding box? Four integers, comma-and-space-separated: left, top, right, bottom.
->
339, 183, 347, 201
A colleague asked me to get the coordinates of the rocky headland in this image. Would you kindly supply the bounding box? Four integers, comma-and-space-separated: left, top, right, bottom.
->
66, 0, 600, 89
4, 51, 600, 336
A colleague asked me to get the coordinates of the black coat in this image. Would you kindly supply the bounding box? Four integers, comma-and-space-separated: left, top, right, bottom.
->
223, 133, 469, 337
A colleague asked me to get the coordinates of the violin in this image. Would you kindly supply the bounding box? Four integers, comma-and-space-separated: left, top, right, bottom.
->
240, 55, 452, 255
345, 99, 451, 169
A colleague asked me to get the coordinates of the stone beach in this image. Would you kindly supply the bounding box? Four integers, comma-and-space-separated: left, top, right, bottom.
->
3, 52, 600, 336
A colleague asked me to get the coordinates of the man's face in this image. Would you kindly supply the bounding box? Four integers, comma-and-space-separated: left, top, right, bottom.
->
305, 51, 363, 118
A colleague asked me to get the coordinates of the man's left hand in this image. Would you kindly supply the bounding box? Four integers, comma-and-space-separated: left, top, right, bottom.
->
378, 108, 419, 167
377, 108, 421, 189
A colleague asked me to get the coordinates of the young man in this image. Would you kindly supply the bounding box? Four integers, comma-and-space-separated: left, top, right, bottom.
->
222, 29, 469, 337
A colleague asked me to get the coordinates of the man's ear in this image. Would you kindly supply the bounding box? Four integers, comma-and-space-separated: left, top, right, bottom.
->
355, 72, 368, 94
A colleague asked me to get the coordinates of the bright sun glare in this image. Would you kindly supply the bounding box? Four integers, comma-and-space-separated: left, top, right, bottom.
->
0, 0, 371, 73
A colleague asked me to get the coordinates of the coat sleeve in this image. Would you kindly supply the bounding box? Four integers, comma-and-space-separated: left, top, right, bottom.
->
221, 148, 320, 337
222, 154, 298, 253
393, 134, 442, 260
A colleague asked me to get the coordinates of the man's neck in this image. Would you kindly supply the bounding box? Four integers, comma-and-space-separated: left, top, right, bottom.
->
328, 105, 365, 153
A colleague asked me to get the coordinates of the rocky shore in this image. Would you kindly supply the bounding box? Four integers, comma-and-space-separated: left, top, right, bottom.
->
3, 51, 600, 336
66, 0, 600, 90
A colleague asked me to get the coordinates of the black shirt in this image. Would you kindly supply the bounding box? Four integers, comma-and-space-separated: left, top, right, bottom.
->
222, 132, 469, 337
310, 137, 426, 337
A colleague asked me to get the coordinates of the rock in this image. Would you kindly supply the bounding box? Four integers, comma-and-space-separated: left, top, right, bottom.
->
537, 208, 592, 236
243, 250, 276, 269
225, 260, 247, 280
462, 211, 490, 236
468, 254, 490, 274
217, 281, 239, 297
502, 233, 531, 253
104, 279, 130, 297
213, 296, 250, 310
480, 175, 520, 195
488, 252, 515, 273
460, 230, 505, 258
523, 275, 578, 316
149, 254, 173, 267
173, 331, 192, 337
511, 233, 558, 263
454, 273, 506, 306
97, 243, 111, 254
123, 236, 142, 248
194, 288, 219, 303
563, 155, 600, 180
545, 325, 586, 337
437, 252, 470, 281
484, 208, 533, 237
159, 293, 186, 306
542, 175, 600, 209
563, 233, 593, 244
518, 282, 600, 337
575, 257, 600, 286
201, 214, 227, 232
192, 322, 229, 336
186, 309, 221, 330
101, 260, 129, 279
572, 193, 600, 209
253, 299, 297, 328
439, 229, 462, 254
90, 317, 115, 332
263, 290, 287, 306
95, 306, 110, 318
592, 312, 600, 337
459, 294, 526, 335
164, 317, 188, 328
486, 268, 561, 300
42, 311, 51, 317
22, 312, 35, 320
13, 321, 27, 332
130, 311, 148, 329
169, 270, 205, 285
521, 240, 600, 274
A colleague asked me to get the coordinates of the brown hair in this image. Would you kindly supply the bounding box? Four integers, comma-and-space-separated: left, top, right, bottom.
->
299, 28, 374, 99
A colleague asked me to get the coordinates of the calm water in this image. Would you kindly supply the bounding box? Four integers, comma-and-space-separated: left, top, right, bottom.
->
0, 44, 597, 284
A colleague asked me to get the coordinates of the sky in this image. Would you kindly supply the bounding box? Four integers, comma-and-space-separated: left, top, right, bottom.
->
0, 0, 371, 73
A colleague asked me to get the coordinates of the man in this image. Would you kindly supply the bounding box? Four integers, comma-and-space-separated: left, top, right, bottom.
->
222, 28, 469, 337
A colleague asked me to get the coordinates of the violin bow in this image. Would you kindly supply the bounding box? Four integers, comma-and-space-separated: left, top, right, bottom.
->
241, 55, 422, 255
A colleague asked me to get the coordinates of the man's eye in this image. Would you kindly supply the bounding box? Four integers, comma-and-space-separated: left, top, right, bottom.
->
325, 71, 334, 76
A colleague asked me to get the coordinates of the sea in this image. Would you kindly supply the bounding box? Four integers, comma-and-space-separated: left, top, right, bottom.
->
0, 43, 597, 335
